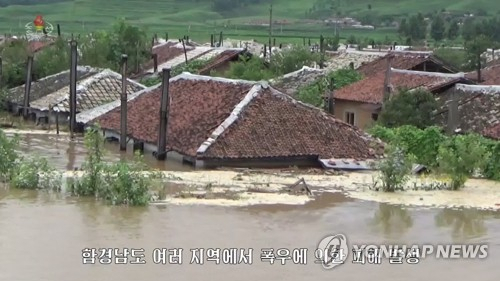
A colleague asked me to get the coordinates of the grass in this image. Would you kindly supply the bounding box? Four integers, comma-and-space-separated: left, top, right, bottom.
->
0, 0, 498, 44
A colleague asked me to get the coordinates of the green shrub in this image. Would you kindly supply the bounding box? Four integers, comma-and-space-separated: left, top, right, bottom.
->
373, 145, 415, 192
10, 156, 61, 190
0, 130, 20, 181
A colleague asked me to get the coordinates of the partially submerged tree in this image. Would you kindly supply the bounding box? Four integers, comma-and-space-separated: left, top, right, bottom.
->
379, 88, 438, 129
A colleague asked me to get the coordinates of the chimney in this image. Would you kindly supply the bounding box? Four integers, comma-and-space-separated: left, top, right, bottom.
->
155, 68, 171, 160
120, 54, 128, 151
152, 53, 158, 73
23, 55, 34, 119
383, 54, 394, 102
69, 40, 78, 136
446, 93, 459, 135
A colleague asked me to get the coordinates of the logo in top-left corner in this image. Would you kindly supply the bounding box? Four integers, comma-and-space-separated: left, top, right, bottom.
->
315, 233, 349, 270
25, 15, 54, 41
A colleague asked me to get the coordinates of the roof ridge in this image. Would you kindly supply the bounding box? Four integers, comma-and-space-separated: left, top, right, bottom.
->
456, 83, 500, 94
196, 83, 263, 155
171, 71, 258, 84
391, 68, 465, 78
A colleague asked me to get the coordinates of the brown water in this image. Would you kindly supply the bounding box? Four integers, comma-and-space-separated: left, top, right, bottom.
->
1, 133, 500, 281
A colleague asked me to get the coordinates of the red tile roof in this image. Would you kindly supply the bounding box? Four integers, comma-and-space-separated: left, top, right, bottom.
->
465, 64, 500, 85
142, 42, 189, 71
94, 74, 381, 160
356, 52, 454, 76
198, 49, 244, 75
334, 69, 467, 104
484, 123, 500, 140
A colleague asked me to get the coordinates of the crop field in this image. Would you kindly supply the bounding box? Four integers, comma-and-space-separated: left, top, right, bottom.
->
0, 0, 497, 43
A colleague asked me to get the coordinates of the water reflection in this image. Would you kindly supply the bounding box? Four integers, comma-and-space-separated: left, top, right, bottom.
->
434, 208, 500, 241
77, 200, 147, 238
371, 203, 413, 238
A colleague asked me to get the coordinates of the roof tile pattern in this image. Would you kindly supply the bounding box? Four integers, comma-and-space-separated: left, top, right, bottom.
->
334, 69, 465, 104
356, 52, 454, 77
95, 74, 381, 160
95, 78, 253, 157
434, 84, 500, 140
29, 69, 146, 112
465, 65, 500, 85
202, 88, 380, 159
8, 66, 99, 104
198, 49, 244, 75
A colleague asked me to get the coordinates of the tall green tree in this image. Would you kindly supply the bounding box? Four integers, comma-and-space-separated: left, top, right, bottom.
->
430, 14, 446, 41
379, 88, 438, 129
464, 35, 491, 81
447, 20, 459, 40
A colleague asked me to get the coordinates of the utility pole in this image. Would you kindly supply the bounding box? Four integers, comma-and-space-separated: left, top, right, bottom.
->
268, 4, 273, 61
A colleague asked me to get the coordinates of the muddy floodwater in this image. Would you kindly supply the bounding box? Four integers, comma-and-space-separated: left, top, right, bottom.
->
1, 133, 500, 281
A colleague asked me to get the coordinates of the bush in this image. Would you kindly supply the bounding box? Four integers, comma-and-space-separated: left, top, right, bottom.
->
373, 145, 415, 192
437, 134, 490, 190
71, 125, 163, 206
10, 156, 61, 190
0, 130, 20, 181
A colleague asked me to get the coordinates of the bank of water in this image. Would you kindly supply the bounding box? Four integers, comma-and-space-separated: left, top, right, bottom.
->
1, 132, 500, 281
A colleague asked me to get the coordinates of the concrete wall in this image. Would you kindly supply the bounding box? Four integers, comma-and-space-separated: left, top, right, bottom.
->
333, 99, 380, 130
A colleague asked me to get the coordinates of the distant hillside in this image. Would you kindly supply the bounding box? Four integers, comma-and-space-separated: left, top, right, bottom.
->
0, 0, 497, 39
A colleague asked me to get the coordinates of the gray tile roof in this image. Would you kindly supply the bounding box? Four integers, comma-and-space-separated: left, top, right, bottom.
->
7, 66, 99, 104
435, 84, 500, 138
29, 69, 147, 113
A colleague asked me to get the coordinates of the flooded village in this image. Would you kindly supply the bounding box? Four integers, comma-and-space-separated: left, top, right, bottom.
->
1, 21, 500, 281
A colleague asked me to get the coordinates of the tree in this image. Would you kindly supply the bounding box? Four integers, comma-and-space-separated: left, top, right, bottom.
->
462, 18, 476, 41
270, 46, 321, 75
464, 35, 491, 81
447, 20, 459, 40
430, 14, 446, 41
33, 37, 70, 79
379, 88, 438, 129
398, 18, 408, 36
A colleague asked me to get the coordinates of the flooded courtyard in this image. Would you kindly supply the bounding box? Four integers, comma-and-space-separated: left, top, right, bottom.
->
1, 132, 499, 281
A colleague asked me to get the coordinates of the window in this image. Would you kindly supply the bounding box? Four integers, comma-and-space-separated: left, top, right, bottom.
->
345, 111, 355, 126
371, 113, 379, 121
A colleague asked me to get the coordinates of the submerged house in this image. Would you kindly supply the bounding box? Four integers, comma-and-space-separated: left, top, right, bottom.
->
7, 66, 99, 115
356, 51, 457, 76
434, 84, 500, 140
92, 73, 383, 169
137, 39, 245, 79
332, 69, 472, 130
7, 67, 146, 126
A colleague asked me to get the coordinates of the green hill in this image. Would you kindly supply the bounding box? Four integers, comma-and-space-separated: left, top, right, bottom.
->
0, 0, 498, 42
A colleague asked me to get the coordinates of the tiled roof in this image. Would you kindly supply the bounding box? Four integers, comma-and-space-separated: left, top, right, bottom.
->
434, 84, 500, 140
7, 66, 99, 104
356, 51, 453, 76
142, 41, 192, 71
95, 73, 381, 160
270, 66, 326, 97
197, 49, 245, 75
465, 64, 500, 85
29, 69, 146, 112
334, 69, 467, 104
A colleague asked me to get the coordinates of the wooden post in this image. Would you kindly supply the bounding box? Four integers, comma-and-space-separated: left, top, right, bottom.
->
69, 40, 78, 137
55, 111, 59, 135
308, 38, 311, 46
268, 4, 273, 61
263, 44, 267, 57
181, 39, 188, 64
48, 104, 52, 130
210, 34, 214, 47
57, 24, 61, 37
219, 31, 223, 47
135, 43, 139, 73
152, 53, 158, 73
320, 35, 325, 69
23, 55, 34, 119
155, 68, 171, 160
273, 38, 276, 46
303, 37, 306, 46
327, 77, 335, 114
120, 54, 128, 151
0, 57, 2, 89
165, 32, 168, 41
